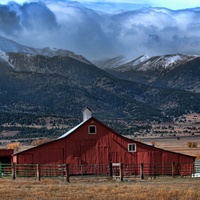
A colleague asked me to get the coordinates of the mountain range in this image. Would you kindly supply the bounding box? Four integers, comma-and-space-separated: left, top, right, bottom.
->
94, 54, 200, 93
0, 36, 200, 126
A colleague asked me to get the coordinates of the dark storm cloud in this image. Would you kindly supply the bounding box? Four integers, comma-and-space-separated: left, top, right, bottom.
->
0, 2, 59, 38
20, 2, 59, 31
0, 4, 22, 35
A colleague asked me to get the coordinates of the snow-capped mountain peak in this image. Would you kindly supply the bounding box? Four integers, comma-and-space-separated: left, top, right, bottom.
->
0, 50, 9, 61
118, 55, 150, 72
105, 54, 198, 72
0, 36, 92, 66
99, 54, 199, 73
93, 56, 133, 70
93, 55, 150, 71
136, 54, 199, 72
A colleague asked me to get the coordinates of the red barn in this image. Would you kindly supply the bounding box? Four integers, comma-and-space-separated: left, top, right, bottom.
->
13, 108, 195, 175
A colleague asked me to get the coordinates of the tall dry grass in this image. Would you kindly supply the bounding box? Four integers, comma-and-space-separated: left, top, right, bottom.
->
193, 154, 200, 160
0, 177, 199, 200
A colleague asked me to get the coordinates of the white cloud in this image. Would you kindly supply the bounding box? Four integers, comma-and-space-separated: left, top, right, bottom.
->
1, 1, 200, 59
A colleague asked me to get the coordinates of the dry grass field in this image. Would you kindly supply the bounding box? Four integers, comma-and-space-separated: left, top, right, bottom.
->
138, 135, 200, 160
0, 136, 198, 200
0, 177, 199, 200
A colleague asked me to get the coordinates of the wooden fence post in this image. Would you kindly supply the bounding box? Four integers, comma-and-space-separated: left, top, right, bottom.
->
64, 164, 69, 183
177, 163, 180, 176
172, 162, 175, 178
140, 163, 144, 180
109, 163, 113, 178
192, 162, 195, 177
154, 164, 156, 179
119, 163, 123, 181
12, 163, 16, 180
37, 164, 40, 181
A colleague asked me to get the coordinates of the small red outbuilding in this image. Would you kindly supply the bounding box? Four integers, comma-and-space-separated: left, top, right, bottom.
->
0, 149, 13, 163
12, 108, 195, 175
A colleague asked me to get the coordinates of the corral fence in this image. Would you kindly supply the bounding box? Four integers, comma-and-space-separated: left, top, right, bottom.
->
0, 161, 199, 182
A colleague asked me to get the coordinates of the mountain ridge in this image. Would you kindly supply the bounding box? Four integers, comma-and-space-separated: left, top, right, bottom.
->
0, 36, 91, 66
94, 54, 200, 93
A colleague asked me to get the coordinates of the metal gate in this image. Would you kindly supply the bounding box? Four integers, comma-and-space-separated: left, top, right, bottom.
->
193, 160, 200, 177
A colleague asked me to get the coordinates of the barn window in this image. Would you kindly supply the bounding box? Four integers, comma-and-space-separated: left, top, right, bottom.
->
88, 125, 96, 134
128, 143, 136, 152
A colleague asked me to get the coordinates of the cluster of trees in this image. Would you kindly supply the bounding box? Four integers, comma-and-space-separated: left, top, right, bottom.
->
187, 141, 198, 148
0, 112, 83, 141
5, 138, 53, 151
0, 112, 80, 126
0, 112, 39, 125
103, 119, 152, 135
6, 142, 21, 151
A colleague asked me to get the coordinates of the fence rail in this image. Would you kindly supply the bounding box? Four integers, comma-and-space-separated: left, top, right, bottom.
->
0, 161, 198, 181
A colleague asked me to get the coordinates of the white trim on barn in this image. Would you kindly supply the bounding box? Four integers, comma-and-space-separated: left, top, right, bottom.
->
58, 121, 85, 139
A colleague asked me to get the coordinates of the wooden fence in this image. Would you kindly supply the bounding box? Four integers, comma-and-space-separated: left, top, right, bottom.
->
0, 161, 198, 182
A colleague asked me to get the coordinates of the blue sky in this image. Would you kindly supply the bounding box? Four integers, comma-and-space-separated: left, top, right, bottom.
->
1, 0, 200, 11
77, 0, 200, 12
0, 0, 200, 59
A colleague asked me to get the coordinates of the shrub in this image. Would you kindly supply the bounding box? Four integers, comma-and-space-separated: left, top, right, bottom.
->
31, 138, 52, 146
151, 141, 156, 147
6, 142, 21, 151
187, 141, 197, 148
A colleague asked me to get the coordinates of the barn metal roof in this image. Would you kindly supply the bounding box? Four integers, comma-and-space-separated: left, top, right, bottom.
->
58, 121, 85, 139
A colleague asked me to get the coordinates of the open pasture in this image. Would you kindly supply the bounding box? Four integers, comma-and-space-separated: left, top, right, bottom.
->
0, 177, 199, 200
139, 135, 200, 159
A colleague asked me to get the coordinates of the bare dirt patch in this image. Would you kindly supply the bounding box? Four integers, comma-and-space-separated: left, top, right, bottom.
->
0, 131, 19, 137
